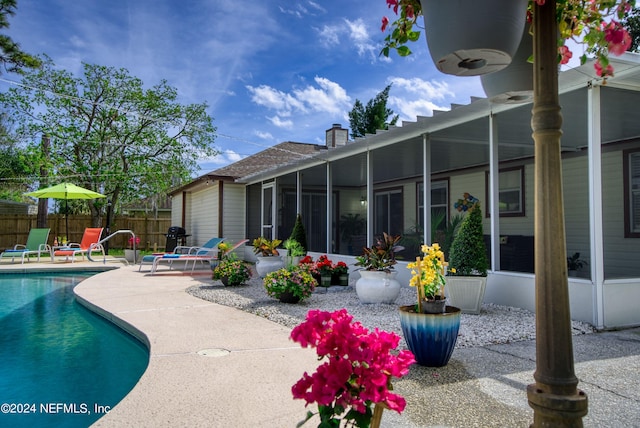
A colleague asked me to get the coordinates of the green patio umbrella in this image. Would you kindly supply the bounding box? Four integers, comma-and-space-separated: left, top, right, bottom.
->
24, 183, 106, 239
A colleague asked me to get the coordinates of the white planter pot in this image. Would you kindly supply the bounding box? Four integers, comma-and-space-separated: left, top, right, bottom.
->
422, 0, 528, 76
355, 270, 401, 304
124, 249, 140, 263
481, 26, 533, 103
446, 276, 487, 314
255, 255, 284, 278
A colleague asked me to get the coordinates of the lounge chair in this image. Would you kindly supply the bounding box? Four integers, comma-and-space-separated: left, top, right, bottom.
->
52, 228, 105, 263
139, 237, 225, 274
0, 228, 51, 264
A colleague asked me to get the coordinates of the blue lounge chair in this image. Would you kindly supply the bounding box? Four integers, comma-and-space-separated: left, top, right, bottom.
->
1, 228, 51, 264
139, 237, 225, 274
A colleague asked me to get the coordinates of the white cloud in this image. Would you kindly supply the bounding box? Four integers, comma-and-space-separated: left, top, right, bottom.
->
246, 85, 306, 115
388, 77, 454, 100
384, 76, 458, 119
248, 77, 351, 119
253, 130, 273, 140
293, 77, 351, 115
269, 115, 294, 129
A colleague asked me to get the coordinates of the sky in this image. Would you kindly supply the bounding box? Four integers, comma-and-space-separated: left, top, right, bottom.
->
1, 0, 490, 174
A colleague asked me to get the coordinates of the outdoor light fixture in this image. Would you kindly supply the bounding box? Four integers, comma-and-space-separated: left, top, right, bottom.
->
360, 196, 366, 206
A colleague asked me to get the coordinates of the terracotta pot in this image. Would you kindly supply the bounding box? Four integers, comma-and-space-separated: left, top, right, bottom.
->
422, 0, 528, 76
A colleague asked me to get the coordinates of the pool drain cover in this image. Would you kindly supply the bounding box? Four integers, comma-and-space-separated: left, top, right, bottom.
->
197, 348, 230, 357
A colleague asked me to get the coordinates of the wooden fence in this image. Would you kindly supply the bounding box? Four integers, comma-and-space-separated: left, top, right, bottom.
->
0, 214, 173, 252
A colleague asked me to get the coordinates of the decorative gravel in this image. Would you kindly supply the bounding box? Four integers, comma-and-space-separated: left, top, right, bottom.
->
187, 275, 595, 350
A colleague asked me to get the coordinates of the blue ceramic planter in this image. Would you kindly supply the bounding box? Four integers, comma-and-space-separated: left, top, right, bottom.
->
399, 305, 461, 367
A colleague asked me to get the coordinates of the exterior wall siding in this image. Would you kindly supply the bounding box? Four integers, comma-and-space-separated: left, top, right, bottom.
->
222, 183, 247, 253
189, 185, 218, 246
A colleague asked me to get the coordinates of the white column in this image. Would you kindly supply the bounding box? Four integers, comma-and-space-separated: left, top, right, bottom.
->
587, 84, 605, 329
489, 112, 501, 272
423, 134, 432, 244
366, 150, 373, 247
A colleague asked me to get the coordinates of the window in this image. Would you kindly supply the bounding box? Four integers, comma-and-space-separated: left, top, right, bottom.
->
486, 167, 525, 217
417, 180, 449, 230
624, 149, 640, 238
374, 188, 403, 236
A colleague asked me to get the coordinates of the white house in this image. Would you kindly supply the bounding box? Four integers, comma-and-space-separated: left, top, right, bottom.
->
171, 54, 640, 330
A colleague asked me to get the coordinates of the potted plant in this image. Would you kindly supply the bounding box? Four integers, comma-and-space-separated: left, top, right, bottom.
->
400, 243, 462, 367
282, 238, 305, 268
291, 309, 415, 428
210, 241, 231, 270
263, 265, 317, 303
339, 213, 366, 255
125, 235, 141, 263
446, 199, 489, 315
331, 261, 349, 286
289, 213, 308, 255
314, 254, 334, 287
212, 254, 252, 286
354, 232, 404, 304
252, 236, 284, 278
567, 252, 588, 277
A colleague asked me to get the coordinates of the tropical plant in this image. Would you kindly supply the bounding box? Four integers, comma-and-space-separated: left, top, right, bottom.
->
380, 0, 634, 79
340, 213, 366, 250
282, 238, 305, 257
289, 213, 308, 254
263, 265, 317, 302
355, 232, 404, 272
448, 202, 489, 277
252, 237, 282, 257
567, 252, 588, 271
212, 257, 252, 286
291, 309, 415, 428
407, 243, 450, 301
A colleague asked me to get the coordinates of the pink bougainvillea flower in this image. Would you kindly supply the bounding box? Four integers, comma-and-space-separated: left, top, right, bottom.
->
290, 309, 415, 426
386, 0, 399, 14
559, 45, 573, 65
604, 21, 632, 56
595, 59, 614, 78
381, 16, 389, 32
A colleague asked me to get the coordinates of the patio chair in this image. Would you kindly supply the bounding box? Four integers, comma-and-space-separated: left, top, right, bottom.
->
0, 228, 51, 264
52, 227, 105, 263
139, 237, 225, 274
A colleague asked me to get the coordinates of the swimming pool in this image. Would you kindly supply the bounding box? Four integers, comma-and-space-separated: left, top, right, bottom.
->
0, 272, 149, 427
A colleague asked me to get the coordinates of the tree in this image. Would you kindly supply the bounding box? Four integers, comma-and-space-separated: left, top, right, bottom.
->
0, 0, 41, 74
348, 84, 399, 139
0, 111, 36, 201
0, 57, 219, 227
623, 7, 640, 52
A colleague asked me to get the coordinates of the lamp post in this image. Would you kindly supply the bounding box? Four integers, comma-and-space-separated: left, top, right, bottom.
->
526, 2, 588, 426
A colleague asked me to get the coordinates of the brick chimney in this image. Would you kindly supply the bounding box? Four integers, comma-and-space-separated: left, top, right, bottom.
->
325, 123, 348, 148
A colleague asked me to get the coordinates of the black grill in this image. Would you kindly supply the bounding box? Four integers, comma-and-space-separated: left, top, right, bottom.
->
165, 226, 188, 253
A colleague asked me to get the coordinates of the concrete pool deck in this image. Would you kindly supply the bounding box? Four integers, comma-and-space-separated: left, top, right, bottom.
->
2, 258, 639, 427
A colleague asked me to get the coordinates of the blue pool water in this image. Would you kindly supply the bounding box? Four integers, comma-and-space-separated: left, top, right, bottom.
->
0, 272, 149, 427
